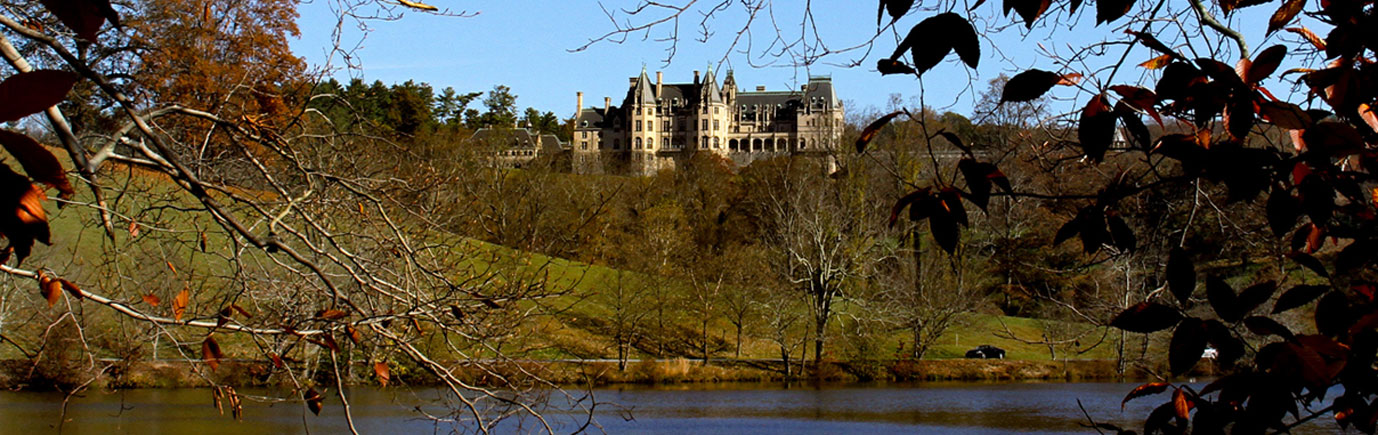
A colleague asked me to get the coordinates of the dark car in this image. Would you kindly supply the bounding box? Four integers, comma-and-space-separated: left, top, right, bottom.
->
964, 345, 1006, 359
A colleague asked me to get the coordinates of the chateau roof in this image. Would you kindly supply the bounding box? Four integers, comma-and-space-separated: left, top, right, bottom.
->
468, 127, 565, 151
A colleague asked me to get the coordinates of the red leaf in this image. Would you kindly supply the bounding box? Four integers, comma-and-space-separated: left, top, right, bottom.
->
1258, 101, 1313, 130
1139, 54, 1173, 70
1173, 388, 1193, 420
142, 294, 161, 307
0, 70, 80, 123
0, 165, 51, 264
172, 287, 190, 322
314, 309, 349, 321
1123, 382, 1171, 409
1109, 85, 1162, 125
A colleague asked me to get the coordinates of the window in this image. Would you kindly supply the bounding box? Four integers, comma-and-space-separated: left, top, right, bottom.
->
614, 139, 621, 150
636, 108, 641, 115
635, 120, 642, 132
713, 120, 720, 131
646, 137, 654, 150
714, 107, 719, 114
729, 139, 738, 150
713, 137, 720, 148
799, 139, 806, 149
635, 137, 642, 149
647, 121, 652, 132
663, 121, 671, 131
701, 119, 708, 130
662, 138, 670, 149
581, 131, 588, 139
581, 141, 587, 150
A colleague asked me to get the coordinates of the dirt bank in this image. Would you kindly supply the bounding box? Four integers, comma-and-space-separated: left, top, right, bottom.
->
0, 357, 1207, 390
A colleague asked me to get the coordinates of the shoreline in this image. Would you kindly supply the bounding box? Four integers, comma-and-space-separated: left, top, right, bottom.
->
1, 357, 1210, 391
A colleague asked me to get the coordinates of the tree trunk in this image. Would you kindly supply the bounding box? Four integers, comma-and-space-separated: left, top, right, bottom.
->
701, 319, 710, 366
735, 323, 743, 358
911, 324, 923, 359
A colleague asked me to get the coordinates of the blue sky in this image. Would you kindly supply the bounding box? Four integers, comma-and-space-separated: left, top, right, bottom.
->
290, 1, 1296, 120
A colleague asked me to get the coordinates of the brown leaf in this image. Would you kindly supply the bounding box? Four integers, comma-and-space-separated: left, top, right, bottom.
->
374, 361, 391, 387
1170, 318, 1209, 375
1001, 69, 1062, 103
1122, 382, 1171, 409
1110, 302, 1183, 333
1127, 31, 1182, 60
1273, 285, 1329, 314
314, 309, 349, 321
0, 130, 73, 199
876, 58, 915, 76
270, 353, 285, 369
1078, 94, 1115, 161
142, 294, 161, 307
0, 70, 80, 122
202, 336, 223, 371
38, 272, 62, 308
856, 111, 903, 153
304, 387, 323, 415
38, 0, 117, 41
1258, 101, 1313, 129
1267, 0, 1306, 35
1110, 85, 1162, 126
1247, 45, 1287, 84
347, 325, 361, 345
1286, 27, 1326, 51
1097, 0, 1135, 24
59, 279, 81, 300
172, 287, 189, 322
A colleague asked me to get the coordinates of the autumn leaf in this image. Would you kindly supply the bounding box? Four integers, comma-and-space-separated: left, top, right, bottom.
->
1246, 45, 1287, 84
314, 309, 349, 321
173, 287, 190, 322
0, 130, 74, 199
1166, 247, 1196, 306
38, 0, 119, 41
1139, 54, 1173, 70
1173, 388, 1193, 420
1286, 27, 1326, 51
38, 271, 62, 308
1001, 69, 1062, 103
1272, 285, 1329, 314
143, 294, 161, 306
0, 70, 80, 123
397, 0, 439, 11
1267, 0, 1305, 35
857, 111, 903, 153
0, 165, 51, 265
1110, 302, 1183, 333
1258, 101, 1313, 129
304, 387, 324, 415
202, 336, 223, 371
1077, 94, 1115, 161
1126, 31, 1182, 60
59, 279, 81, 300
1169, 319, 1209, 375
1122, 382, 1171, 409
374, 361, 391, 387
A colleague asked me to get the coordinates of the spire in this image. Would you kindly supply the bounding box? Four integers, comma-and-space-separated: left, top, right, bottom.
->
700, 63, 722, 104
634, 66, 656, 106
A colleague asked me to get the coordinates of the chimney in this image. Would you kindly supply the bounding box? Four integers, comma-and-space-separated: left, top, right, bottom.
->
604, 96, 611, 112
756, 85, 766, 92
656, 71, 663, 97
576, 91, 584, 116
629, 77, 638, 87
693, 70, 700, 85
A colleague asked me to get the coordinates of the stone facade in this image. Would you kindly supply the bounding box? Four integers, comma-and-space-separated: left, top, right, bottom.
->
571, 67, 844, 175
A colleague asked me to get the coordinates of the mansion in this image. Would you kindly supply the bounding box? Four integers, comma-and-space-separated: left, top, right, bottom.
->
571, 67, 845, 175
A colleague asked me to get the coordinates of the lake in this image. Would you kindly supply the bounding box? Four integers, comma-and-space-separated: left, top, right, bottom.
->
0, 381, 1343, 433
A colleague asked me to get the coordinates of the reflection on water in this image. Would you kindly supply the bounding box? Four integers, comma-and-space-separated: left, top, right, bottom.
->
0, 381, 1344, 434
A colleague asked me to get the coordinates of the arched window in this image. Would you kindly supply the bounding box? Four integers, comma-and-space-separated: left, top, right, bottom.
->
764, 138, 774, 150
729, 139, 738, 150
614, 139, 621, 150
713, 137, 721, 148
753, 139, 763, 150
635, 137, 642, 149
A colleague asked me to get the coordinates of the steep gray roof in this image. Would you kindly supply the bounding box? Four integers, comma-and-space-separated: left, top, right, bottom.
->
700, 65, 723, 104
468, 128, 551, 150
634, 68, 656, 106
